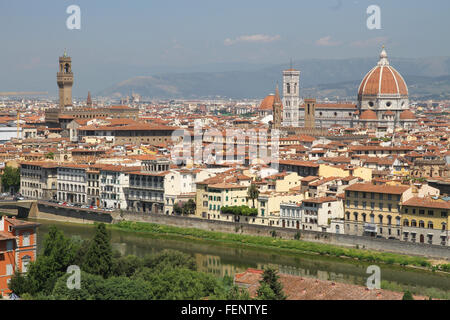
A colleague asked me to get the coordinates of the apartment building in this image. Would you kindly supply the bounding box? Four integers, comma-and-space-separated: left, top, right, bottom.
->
195, 174, 249, 220
343, 183, 409, 239
100, 165, 137, 209
57, 164, 88, 204
164, 168, 219, 215
258, 192, 305, 227
20, 161, 58, 200
86, 167, 101, 206
280, 197, 344, 232
125, 159, 169, 214
0, 216, 39, 297
401, 197, 449, 246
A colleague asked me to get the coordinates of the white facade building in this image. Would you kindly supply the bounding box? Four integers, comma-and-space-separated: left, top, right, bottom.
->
57, 165, 88, 204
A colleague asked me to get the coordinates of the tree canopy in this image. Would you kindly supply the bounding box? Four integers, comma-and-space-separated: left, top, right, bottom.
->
1, 166, 20, 193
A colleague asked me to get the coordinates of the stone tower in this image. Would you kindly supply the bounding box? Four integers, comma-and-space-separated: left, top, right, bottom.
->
57, 51, 73, 108
86, 91, 92, 107
304, 98, 316, 129
272, 85, 282, 129
282, 68, 300, 127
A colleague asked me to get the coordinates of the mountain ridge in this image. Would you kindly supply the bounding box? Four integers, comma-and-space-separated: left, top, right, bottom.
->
97, 56, 450, 100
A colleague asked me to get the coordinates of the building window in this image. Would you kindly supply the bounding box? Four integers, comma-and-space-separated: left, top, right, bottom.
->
6, 240, 13, 251
23, 232, 30, 246
6, 264, 13, 276
22, 256, 31, 273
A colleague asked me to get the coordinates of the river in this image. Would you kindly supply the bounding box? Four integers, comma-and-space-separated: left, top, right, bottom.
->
33, 219, 450, 299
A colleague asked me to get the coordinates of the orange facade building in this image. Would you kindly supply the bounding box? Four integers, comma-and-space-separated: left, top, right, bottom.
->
0, 216, 39, 297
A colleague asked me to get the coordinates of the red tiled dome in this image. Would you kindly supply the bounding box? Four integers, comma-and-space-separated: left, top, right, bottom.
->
399, 109, 416, 120
358, 48, 408, 97
360, 109, 378, 120
259, 94, 275, 110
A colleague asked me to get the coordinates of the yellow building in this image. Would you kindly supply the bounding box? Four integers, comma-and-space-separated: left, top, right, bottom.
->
344, 183, 410, 239
401, 197, 449, 246
195, 181, 249, 221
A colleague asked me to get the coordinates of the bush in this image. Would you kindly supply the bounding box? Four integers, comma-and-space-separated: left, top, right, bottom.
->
220, 205, 257, 217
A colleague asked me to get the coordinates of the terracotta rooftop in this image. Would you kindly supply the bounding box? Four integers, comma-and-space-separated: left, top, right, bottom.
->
235, 268, 429, 300
344, 182, 409, 194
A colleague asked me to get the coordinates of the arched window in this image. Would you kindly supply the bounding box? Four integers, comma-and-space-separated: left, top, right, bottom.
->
419, 220, 425, 228
428, 221, 433, 229
370, 214, 375, 223
287, 83, 291, 94
396, 216, 401, 226
403, 219, 409, 227
362, 213, 367, 222
411, 219, 417, 227
353, 212, 358, 221
442, 222, 447, 231
345, 211, 350, 220
378, 215, 383, 224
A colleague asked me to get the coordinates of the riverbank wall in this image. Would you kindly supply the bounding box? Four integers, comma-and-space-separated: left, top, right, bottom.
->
33, 202, 450, 260
36, 202, 113, 224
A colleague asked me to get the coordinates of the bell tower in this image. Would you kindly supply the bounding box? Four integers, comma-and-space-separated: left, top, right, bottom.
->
282, 66, 300, 127
272, 85, 282, 129
304, 98, 316, 129
57, 50, 73, 108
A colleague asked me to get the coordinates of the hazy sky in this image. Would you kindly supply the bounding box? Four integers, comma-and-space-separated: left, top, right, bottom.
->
1, 0, 449, 95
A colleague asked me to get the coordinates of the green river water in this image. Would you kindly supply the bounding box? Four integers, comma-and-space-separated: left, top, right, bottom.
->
32, 219, 450, 299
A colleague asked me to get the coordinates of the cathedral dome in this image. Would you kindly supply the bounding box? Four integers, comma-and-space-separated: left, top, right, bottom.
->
358, 48, 408, 97
259, 94, 275, 111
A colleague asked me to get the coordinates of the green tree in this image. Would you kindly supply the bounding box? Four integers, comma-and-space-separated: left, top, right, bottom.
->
256, 267, 286, 300
45, 152, 54, 159
402, 290, 414, 300
52, 271, 105, 300
183, 199, 196, 215
81, 223, 113, 278
1, 166, 20, 193
256, 282, 277, 300
112, 255, 143, 277
247, 184, 259, 208
133, 267, 218, 300
173, 203, 182, 215
9, 226, 80, 296
143, 249, 196, 271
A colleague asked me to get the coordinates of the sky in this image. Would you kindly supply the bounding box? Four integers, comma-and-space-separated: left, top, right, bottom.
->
1, 0, 450, 95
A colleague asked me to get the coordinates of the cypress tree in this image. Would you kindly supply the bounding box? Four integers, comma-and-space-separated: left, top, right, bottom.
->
82, 223, 113, 278
257, 267, 287, 300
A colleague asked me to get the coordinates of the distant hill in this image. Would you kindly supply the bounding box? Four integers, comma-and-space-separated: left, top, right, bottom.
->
98, 57, 450, 100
